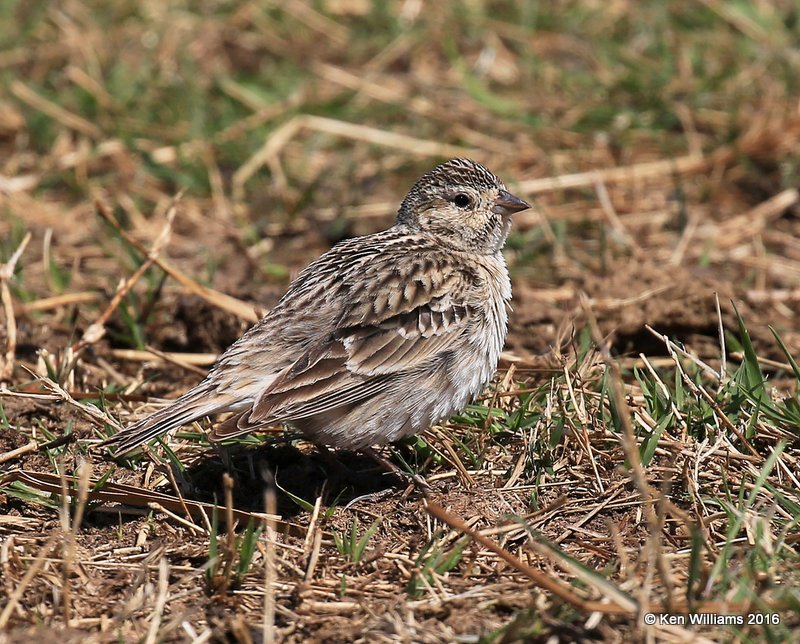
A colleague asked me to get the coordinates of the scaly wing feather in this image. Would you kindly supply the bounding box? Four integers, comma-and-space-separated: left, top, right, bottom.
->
209, 253, 479, 440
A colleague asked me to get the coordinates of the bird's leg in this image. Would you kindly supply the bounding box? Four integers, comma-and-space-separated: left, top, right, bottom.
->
362, 447, 430, 494
314, 444, 381, 488
343, 448, 429, 509
310, 445, 429, 509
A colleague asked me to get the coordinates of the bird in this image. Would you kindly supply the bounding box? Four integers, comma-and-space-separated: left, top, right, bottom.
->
101, 158, 530, 458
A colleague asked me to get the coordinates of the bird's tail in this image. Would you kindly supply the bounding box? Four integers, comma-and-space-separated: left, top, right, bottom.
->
98, 384, 235, 456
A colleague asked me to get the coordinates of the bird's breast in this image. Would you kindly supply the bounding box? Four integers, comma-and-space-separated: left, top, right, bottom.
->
454, 254, 511, 400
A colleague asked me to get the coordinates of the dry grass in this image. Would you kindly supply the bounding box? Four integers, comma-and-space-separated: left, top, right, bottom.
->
1, 1, 799, 642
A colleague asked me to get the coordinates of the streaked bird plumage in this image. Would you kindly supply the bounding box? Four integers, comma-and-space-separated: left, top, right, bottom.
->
101, 158, 530, 456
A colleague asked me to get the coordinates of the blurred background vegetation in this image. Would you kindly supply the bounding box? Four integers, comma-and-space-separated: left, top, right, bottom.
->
2, 0, 797, 225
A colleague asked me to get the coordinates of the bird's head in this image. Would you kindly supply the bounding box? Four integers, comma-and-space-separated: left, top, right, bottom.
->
396, 158, 530, 254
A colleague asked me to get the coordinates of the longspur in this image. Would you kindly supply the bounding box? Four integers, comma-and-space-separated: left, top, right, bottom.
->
102, 159, 530, 456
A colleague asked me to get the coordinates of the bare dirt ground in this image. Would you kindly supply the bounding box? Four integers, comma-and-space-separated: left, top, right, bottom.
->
1, 2, 800, 642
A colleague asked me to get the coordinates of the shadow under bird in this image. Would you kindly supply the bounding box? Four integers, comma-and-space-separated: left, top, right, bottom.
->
100, 158, 530, 458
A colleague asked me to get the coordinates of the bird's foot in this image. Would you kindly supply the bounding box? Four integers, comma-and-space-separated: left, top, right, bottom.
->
362, 447, 430, 496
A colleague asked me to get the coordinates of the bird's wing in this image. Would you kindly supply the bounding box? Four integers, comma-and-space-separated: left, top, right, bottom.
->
209, 254, 479, 439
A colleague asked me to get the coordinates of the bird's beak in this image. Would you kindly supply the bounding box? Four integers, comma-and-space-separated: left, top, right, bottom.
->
492, 190, 530, 217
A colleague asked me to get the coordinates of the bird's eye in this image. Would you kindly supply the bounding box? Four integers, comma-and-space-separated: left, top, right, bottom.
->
453, 193, 471, 208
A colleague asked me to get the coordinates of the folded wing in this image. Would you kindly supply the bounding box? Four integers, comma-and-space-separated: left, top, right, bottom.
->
209, 255, 477, 440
